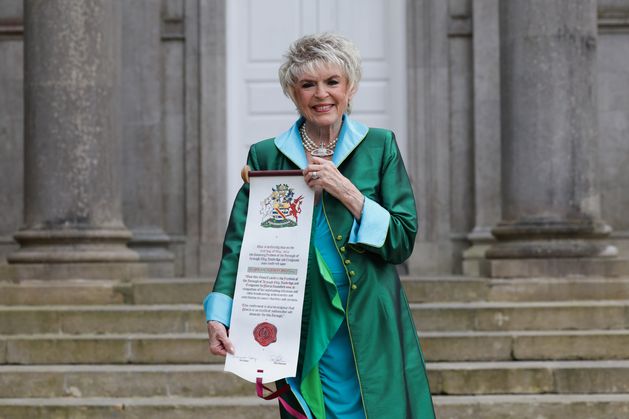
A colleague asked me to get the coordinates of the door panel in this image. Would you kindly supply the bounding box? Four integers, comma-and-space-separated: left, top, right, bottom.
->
227, 0, 406, 207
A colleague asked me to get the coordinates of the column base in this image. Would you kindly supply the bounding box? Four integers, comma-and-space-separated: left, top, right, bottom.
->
8, 228, 140, 264
462, 245, 491, 277
5, 228, 148, 280
407, 241, 455, 275
488, 219, 616, 259
128, 227, 175, 277
0, 262, 148, 281
488, 258, 629, 278
462, 227, 496, 277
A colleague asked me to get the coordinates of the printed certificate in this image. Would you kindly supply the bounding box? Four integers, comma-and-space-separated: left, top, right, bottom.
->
225, 172, 314, 383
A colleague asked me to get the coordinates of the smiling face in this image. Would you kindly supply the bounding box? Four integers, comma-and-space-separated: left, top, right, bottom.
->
292, 64, 355, 134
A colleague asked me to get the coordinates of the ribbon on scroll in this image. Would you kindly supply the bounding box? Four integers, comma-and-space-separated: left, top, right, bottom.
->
225, 168, 314, 393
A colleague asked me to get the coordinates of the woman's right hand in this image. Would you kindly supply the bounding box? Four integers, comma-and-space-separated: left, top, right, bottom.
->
207, 320, 235, 356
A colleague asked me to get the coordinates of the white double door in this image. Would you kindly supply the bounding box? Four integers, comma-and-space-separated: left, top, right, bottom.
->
226, 0, 407, 207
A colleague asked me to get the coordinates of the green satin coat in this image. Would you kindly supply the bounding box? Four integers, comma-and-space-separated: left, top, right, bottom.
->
213, 125, 435, 418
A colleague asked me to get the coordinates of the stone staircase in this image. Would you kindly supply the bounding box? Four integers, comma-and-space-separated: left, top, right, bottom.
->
2, 276, 629, 418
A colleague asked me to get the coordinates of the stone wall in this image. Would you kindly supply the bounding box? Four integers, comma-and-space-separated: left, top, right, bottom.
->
0, 0, 628, 276
598, 2, 629, 259
0, 0, 23, 264
0, 0, 227, 277
408, 0, 629, 274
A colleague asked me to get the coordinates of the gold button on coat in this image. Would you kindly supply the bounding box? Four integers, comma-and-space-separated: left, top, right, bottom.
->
349, 270, 356, 276
351, 284, 358, 290
344, 259, 351, 265
340, 246, 346, 252
336, 235, 342, 241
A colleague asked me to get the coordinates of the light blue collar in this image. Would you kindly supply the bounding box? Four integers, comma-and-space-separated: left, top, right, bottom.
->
274, 115, 369, 169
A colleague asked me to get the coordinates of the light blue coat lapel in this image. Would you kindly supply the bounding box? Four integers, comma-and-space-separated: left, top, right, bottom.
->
273, 119, 309, 169
274, 115, 369, 169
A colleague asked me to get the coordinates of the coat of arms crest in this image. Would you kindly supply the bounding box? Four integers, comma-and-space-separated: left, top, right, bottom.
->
260, 184, 303, 228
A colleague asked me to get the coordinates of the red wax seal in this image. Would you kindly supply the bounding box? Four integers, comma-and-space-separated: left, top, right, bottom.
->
253, 322, 277, 347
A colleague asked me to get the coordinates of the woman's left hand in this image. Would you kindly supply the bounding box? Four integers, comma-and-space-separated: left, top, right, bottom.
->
304, 156, 364, 220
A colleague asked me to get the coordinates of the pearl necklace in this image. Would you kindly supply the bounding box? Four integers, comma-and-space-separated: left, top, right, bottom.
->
299, 123, 338, 157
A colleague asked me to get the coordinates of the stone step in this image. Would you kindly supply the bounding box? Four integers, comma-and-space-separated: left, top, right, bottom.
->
4, 276, 629, 306
0, 304, 204, 335
0, 365, 253, 398
423, 330, 629, 362
434, 394, 629, 418
1, 361, 628, 398
0, 280, 132, 305
407, 276, 629, 302
2, 300, 629, 335
0, 333, 222, 364
150, 276, 629, 303
3, 330, 629, 364
0, 397, 278, 419
402, 276, 489, 302
0, 278, 213, 306
428, 360, 629, 395
0, 395, 628, 419
411, 300, 629, 331
130, 278, 213, 305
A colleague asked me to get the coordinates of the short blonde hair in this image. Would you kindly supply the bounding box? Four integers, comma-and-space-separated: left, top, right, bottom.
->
278, 33, 362, 113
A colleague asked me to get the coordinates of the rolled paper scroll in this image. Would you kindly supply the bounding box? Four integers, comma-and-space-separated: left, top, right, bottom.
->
241, 165, 304, 183
226, 169, 314, 385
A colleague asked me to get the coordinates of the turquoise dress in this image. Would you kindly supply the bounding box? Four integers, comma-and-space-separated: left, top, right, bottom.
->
313, 202, 366, 419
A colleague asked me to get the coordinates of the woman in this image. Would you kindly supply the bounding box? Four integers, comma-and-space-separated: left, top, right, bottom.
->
204, 33, 435, 419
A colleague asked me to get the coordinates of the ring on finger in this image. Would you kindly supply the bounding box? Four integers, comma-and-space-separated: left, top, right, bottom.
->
312, 171, 319, 180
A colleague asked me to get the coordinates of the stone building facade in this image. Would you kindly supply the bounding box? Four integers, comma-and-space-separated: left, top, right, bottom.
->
1, 0, 628, 279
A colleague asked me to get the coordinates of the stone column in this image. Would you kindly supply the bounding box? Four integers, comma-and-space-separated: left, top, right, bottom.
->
406, 0, 452, 274
198, 0, 228, 276
486, 0, 628, 277
7, 0, 144, 279
121, 0, 174, 276
462, 0, 502, 276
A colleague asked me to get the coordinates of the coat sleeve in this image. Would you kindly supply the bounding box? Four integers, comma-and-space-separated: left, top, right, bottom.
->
348, 132, 418, 265
203, 146, 260, 325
